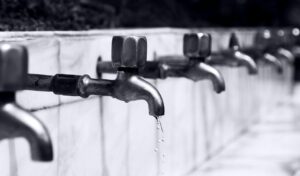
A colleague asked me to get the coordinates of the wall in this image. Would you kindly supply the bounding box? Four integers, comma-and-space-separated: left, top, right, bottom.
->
0, 28, 292, 176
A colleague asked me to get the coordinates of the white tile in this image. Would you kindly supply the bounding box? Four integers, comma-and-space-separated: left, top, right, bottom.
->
146, 33, 183, 59
156, 78, 197, 176
0, 140, 13, 176
58, 98, 103, 176
58, 36, 111, 103
127, 101, 158, 176
100, 96, 130, 176
202, 83, 225, 156
193, 83, 214, 163
16, 38, 60, 110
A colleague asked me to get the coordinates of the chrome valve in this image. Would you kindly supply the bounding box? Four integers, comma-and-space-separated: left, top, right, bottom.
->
26, 36, 165, 118
0, 44, 53, 162
242, 29, 284, 73
97, 33, 226, 93
254, 29, 295, 65
206, 32, 258, 75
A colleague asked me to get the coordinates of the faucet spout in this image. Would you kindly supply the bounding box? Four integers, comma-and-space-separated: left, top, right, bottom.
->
0, 99, 53, 161
277, 48, 295, 64
25, 72, 165, 118
186, 62, 225, 93
262, 53, 283, 73
112, 72, 165, 117
234, 51, 258, 74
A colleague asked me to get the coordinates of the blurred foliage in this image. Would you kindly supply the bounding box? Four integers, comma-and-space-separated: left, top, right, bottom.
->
0, 0, 297, 31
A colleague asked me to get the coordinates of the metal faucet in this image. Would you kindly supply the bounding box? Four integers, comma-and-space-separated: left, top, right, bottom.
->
25, 36, 165, 118
0, 44, 53, 161
256, 29, 295, 65
242, 30, 284, 73
290, 28, 300, 57
206, 32, 258, 75
273, 29, 295, 64
97, 33, 226, 93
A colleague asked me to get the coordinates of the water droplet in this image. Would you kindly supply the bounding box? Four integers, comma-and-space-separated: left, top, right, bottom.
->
154, 148, 158, 152
156, 118, 164, 133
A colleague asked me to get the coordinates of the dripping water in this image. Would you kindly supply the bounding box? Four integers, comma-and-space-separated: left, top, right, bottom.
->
155, 116, 166, 176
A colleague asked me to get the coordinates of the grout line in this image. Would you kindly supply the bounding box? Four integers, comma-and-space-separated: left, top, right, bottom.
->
56, 39, 61, 176
8, 140, 18, 176
192, 83, 197, 164
126, 105, 131, 176
56, 99, 61, 176
99, 97, 109, 175
29, 96, 99, 112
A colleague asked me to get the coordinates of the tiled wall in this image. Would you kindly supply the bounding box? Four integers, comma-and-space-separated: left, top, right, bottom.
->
0, 28, 292, 176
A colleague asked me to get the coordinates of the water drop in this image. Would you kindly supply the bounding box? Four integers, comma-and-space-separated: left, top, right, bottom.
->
156, 117, 164, 133
154, 148, 158, 152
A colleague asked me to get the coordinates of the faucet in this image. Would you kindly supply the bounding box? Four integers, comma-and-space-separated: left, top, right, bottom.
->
0, 44, 53, 161
273, 29, 295, 64
256, 29, 295, 65
97, 33, 226, 93
206, 32, 258, 75
242, 30, 284, 74
290, 28, 300, 57
25, 36, 165, 118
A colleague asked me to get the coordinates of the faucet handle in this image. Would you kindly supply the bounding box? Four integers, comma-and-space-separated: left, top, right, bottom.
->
0, 44, 28, 91
183, 33, 211, 59
254, 29, 275, 50
292, 28, 300, 45
273, 29, 288, 47
111, 36, 147, 70
276, 29, 297, 47
228, 33, 241, 51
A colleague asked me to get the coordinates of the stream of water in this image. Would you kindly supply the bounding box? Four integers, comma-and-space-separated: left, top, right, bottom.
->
155, 117, 166, 176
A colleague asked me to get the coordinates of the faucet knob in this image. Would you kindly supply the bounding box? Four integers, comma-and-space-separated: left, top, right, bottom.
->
183, 33, 211, 58
111, 36, 147, 70
229, 33, 240, 51
276, 29, 297, 47
292, 28, 300, 43
277, 29, 286, 39
254, 29, 273, 50
274, 29, 288, 47
0, 44, 28, 91
289, 28, 300, 45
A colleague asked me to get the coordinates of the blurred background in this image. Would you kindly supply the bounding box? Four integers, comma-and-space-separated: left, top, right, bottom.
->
0, 0, 299, 30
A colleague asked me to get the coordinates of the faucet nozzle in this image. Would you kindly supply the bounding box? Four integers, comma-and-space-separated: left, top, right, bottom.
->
234, 51, 258, 74
111, 36, 165, 117
0, 98, 53, 161
206, 32, 258, 75
183, 33, 226, 93
262, 53, 284, 73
